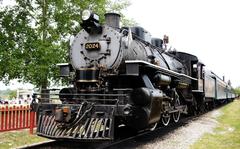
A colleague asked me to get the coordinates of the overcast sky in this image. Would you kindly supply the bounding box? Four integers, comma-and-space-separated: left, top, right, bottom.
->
125, 0, 240, 87
0, 0, 240, 90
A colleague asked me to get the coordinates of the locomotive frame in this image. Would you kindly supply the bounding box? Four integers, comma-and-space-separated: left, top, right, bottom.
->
32, 10, 236, 141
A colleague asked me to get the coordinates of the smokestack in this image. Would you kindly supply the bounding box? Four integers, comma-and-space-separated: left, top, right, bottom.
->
223, 76, 225, 81
104, 13, 120, 28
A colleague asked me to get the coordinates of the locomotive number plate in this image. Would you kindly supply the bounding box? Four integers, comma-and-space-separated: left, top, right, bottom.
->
85, 42, 101, 50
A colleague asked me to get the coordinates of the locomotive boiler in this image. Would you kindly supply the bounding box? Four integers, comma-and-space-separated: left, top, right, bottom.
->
33, 10, 235, 141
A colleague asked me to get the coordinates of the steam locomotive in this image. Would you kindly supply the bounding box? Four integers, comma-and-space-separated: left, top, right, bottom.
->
33, 10, 236, 141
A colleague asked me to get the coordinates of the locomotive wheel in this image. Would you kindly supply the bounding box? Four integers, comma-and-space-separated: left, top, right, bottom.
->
149, 122, 158, 131
172, 98, 181, 123
161, 113, 171, 126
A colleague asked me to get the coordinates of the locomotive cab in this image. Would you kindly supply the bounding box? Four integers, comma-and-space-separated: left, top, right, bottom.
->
175, 52, 205, 92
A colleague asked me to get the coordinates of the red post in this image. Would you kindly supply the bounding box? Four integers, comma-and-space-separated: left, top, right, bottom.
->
16, 106, 19, 129
26, 105, 29, 128
9, 107, 12, 130
29, 111, 34, 134
23, 106, 26, 128
4, 106, 8, 131
19, 105, 23, 129
0, 107, 4, 131
12, 106, 16, 130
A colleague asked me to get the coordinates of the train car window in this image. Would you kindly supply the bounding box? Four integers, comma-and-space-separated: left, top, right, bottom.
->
201, 66, 205, 79
193, 64, 197, 69
191, 63, 198, 77
198, 65, 204, 79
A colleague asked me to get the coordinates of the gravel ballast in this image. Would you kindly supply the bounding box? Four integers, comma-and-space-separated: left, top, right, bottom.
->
139, 110, 221, 149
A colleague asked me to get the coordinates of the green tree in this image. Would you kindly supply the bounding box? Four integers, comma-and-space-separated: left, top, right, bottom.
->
106, 0, 137, 26
0, 89, 16, 99
234, 87, 240, 96
9, 90, 17, 99
0, 0, 133, 90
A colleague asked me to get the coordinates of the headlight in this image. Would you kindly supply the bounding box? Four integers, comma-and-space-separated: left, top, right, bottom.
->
82, 10, 91, 21
80, 10, 102, 34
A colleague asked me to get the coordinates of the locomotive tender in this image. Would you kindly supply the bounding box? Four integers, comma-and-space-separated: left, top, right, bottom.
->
34, 10, 236, 141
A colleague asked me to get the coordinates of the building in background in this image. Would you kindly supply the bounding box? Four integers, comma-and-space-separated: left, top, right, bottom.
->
17, 89, 33, 104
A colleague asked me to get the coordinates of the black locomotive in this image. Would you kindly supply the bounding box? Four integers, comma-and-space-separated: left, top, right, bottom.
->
33, 10, 236, 141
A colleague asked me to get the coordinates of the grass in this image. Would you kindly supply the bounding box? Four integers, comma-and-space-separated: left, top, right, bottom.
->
191, 99, 240, 149
0, 129, 48, 149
